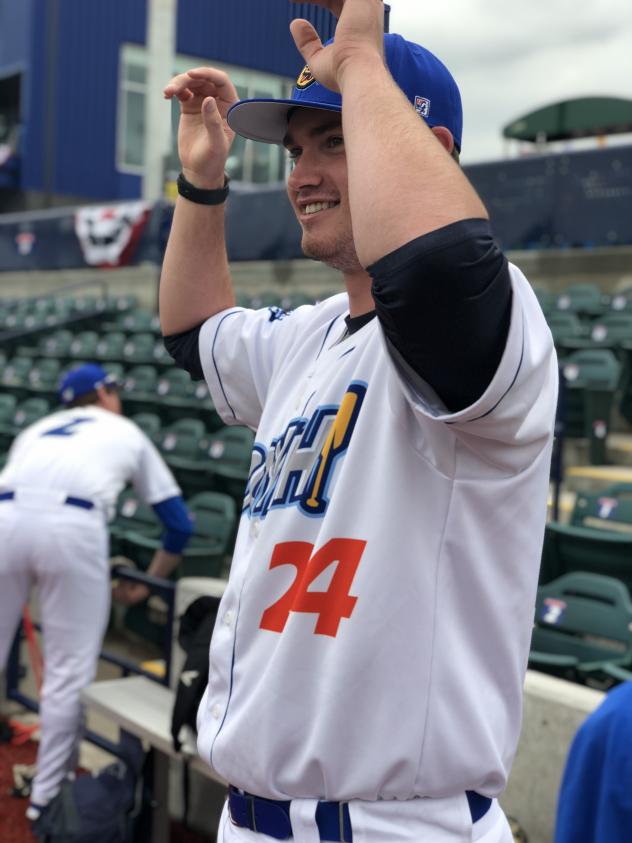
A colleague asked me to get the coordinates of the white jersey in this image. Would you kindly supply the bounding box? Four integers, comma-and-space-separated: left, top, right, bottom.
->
196, 263, 557, 802
0, 405, 180, 519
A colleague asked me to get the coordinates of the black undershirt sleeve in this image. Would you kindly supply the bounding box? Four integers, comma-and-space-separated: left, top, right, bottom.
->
368, 218, 513, 412
163, 326, 205, 381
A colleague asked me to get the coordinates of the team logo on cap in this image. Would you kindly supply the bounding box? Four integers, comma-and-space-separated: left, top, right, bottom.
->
414, 96, 431, 118
296, 65, 316, 90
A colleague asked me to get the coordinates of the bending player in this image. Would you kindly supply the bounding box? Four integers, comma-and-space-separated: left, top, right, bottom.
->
0, 363, 193, 828
160, 1, 558, 841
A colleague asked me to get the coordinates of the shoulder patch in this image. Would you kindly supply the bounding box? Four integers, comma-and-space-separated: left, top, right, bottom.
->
296, 65, 316, 90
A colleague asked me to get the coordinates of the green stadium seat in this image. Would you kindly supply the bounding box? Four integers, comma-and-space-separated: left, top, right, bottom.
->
68, 330, 99, 360
130, 412, 162, 440
26, 359, 62, 402
13, 397, 51, 430
540, 520, 632, 596
530, 571, 632, 689
609, 291, 632, 313
123, 489, 236, 579
121, 332, 156, 365
120, 365, 159, 415
0, 394, 18, 428
109, 488, 162, 560
553, 284, 607, 318
546, 312, 588, 353
154, 419, 211, 497
204, 426, 255, 506
95, 331, 127, 361
117, 309, 160, 334
104, 362, 126, 382
570, 483, 632, 533
559, 349, 622, 463
38, 329, 74, 358
0, 357, 34, 399
107, 294, 139, 313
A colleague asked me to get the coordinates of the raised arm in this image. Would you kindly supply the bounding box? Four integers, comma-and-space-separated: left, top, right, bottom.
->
290, 0, 488, 267
160, 68, 239, 335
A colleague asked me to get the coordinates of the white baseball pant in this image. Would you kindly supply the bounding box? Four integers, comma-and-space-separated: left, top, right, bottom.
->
0, 494, 110, 806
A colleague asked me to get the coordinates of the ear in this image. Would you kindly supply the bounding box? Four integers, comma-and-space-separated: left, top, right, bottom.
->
94, 385, 108, 408
431, 126, 455, 155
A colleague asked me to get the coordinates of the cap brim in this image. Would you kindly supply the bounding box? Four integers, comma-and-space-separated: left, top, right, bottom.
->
227, 98, 343, 145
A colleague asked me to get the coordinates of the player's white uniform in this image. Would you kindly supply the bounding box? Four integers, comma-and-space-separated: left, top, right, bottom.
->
0, 405, 179, 806
196, 262, 557, 842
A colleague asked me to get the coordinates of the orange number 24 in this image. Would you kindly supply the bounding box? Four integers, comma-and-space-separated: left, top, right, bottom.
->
260, 538, 366, 637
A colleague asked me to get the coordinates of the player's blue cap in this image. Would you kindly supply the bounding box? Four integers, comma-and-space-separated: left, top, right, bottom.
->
227, 33, 463, 151
58, 363, 118, 405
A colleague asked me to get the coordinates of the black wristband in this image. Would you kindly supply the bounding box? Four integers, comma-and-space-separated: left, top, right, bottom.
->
177, 172, 230, 205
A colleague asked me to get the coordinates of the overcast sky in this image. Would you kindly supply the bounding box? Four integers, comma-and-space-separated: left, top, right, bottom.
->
387, 0, 632, 164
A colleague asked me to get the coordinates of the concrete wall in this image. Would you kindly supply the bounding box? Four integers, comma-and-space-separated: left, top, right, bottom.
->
2, 245, 632, 314
501, 671, 605, 843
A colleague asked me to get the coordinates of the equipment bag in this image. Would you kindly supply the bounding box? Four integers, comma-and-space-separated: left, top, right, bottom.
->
32, 731, 146, 843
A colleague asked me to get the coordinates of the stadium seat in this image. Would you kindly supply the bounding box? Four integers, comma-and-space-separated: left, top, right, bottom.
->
0, 396, 51, 452
120, 364, 159, 415
124, 488, 237, 578
130, 412, 162, 440
26, 358, 62, 402
546, 312, 587, 353
530, 571, 632, 689
109, 488, 162, 560
0, 356, 34, 399
116, 309, 160, 334
154, 368, 207, 421
553, 284, 608, 318
558, 349, 622, 463
540, 520, 632, 595
94, 331, 127, 362
582, 312, 632, 355
13, 397, 51, 430
121, 332, 156, 365
204, 426, 255, 505
68, 330, 99, 360
570, 483, 632, 533
0, 394, 18, 429
38, 329, 74, 358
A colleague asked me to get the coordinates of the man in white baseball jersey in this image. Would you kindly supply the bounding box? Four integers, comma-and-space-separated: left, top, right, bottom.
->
160, 1, 558, 840
0, 363, 193, 825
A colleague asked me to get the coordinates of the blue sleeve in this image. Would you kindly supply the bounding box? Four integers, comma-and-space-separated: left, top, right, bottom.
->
152, 496, 194, 553
555, 682, 632, 843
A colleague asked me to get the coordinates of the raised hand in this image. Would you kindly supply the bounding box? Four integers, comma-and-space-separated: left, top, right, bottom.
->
163, 68, 239, 188
290, 0, 384, 92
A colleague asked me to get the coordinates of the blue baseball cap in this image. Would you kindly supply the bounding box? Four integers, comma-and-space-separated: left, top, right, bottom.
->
227, 33, 463, 151
58, 363, 118, 405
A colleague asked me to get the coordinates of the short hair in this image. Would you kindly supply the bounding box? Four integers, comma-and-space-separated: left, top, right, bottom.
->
66, 390, 99, 409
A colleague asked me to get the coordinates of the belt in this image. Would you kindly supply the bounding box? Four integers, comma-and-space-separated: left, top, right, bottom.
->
228, 786, 491, 841
0, 491, 94, 510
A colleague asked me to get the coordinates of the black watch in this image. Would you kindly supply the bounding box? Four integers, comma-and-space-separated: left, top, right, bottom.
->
177, 172, 230, 205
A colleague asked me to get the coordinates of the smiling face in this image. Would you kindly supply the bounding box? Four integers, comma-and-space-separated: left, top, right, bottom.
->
284, 108, 363, 274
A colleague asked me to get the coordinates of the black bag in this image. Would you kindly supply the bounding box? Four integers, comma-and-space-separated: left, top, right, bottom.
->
31, 732, 146, 843
171, 595, 218, 753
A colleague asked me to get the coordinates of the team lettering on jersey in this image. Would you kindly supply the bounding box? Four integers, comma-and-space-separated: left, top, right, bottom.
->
244, 381, 367, 521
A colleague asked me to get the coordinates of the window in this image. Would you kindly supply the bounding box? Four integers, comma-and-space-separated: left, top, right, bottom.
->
118, 45, 293, 185
118, 46, 147, 171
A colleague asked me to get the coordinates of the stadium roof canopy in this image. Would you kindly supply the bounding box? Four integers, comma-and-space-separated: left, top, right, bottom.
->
503, 96, 632, 143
